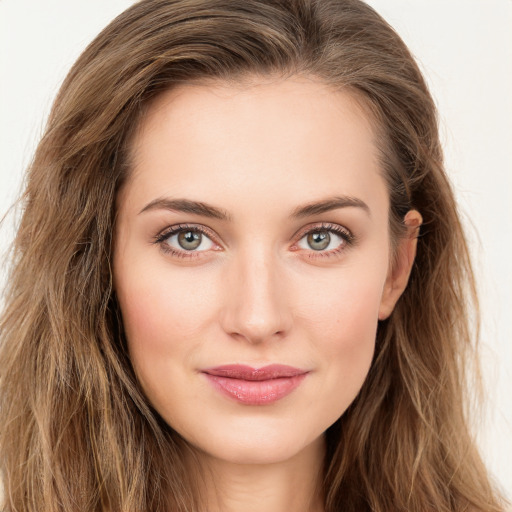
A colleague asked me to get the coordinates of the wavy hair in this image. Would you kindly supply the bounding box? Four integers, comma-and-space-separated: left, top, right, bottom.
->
0, 0, 505, 510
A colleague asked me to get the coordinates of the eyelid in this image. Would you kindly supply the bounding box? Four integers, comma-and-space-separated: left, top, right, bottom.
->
291, 222, 354, 243
155, 223, 219, 243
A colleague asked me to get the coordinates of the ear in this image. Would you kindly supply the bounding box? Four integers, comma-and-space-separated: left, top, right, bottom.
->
378, 210, 422, 320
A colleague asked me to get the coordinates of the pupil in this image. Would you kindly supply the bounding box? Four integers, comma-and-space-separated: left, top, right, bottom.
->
178, 231, 201, 250
307, 231, 330, 251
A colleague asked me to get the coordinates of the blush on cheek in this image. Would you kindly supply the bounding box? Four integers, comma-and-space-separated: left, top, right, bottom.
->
120, 272, 197, 336
314, 284, 381, 372
300, 274, 382, 335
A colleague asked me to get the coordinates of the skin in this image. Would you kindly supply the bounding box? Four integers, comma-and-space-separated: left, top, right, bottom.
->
113, 76, 421, 512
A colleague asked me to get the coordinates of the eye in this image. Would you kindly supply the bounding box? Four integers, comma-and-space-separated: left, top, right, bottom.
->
172, 229, 213, 251
155, 224, 218, 256
294, 223, 354, 255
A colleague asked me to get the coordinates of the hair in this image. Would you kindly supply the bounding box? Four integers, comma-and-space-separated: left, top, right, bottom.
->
0, 0, 506, 511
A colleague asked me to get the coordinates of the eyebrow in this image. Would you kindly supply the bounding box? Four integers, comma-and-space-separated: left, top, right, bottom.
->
138, 195, 370, 220
290, 196, 371, 218
139, 198, 231, 220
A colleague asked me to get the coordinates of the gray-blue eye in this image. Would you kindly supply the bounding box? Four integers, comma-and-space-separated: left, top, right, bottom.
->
166, 229, 215, 251
297, 230, 345, 251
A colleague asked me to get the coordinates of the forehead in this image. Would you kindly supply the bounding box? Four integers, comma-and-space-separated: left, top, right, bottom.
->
123, 76, 387, 218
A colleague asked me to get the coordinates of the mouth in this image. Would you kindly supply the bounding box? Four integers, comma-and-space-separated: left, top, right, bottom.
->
201, 364, 308, 405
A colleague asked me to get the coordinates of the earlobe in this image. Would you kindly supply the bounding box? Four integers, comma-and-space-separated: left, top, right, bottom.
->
378, 210, 422, 320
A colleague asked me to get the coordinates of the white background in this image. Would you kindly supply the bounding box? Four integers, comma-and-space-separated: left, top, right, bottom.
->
1, 0, 511, 498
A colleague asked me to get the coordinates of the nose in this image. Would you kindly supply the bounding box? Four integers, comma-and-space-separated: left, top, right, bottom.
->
219, 247, 292, 345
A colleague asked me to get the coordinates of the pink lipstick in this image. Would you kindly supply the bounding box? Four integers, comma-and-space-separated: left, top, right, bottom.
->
202, 364, 308, 405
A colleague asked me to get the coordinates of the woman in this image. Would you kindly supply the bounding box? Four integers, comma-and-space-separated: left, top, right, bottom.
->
0, 0, 506, 511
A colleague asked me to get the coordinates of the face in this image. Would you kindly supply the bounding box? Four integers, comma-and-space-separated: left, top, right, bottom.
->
113, 77, 415, 466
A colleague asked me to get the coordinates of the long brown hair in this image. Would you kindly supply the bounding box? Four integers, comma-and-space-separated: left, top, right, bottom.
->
0, 0, 505, 510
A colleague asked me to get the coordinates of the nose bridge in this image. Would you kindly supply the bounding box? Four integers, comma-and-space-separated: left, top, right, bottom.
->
222, 243, 289, 343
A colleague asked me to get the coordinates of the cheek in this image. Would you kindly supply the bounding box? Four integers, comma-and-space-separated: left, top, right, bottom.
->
322, 282, 380, 375
292, 263, 386, 408
294, 261, 386, 344
114, 263, 220, 380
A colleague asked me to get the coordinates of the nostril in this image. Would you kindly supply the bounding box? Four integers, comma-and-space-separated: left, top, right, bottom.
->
228, 328, 286, 345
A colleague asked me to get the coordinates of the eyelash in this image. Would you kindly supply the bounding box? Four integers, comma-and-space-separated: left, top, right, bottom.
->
154, 223, 219, 260
153, 222, 355, 260
292, 222, 355, 259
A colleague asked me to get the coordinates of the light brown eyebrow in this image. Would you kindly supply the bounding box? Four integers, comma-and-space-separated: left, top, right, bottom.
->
138, 198, 231, 221
291, 196, 371, 218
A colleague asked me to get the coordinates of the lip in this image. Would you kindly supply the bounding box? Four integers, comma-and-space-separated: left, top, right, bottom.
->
202, 364, 308, 405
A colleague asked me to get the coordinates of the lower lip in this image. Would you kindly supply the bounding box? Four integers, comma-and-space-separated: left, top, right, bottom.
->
203, 374, 307, 405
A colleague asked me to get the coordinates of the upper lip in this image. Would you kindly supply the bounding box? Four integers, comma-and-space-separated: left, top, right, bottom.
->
202, 364, 307, 381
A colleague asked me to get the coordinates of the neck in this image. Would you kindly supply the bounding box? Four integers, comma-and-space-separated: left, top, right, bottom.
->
195, 436, 325, 512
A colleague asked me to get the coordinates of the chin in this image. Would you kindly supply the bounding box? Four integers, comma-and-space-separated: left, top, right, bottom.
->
177, 415, 326, 467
